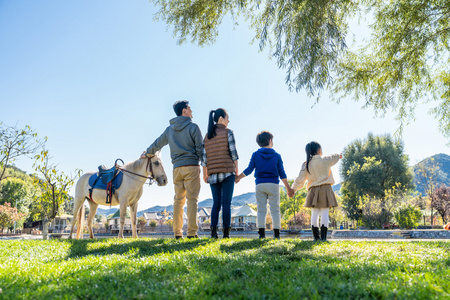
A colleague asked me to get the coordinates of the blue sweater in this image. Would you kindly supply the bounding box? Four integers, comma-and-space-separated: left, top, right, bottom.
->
243, 148, 287, 185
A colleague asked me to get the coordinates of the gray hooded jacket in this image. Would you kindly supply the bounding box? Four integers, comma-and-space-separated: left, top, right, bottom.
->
146, 116, 203, 168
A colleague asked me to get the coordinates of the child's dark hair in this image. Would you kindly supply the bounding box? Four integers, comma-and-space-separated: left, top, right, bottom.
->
207, 108, 228, 139
305, 141, 321, 173
256, 131, 273, 147
173, 100, 189, 116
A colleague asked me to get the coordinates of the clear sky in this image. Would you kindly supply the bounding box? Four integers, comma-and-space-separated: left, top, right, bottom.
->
1, 0, 448, 211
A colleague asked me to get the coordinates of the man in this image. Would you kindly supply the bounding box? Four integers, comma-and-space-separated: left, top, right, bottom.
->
142, 100, 203, 238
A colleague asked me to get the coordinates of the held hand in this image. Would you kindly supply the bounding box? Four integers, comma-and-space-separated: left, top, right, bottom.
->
235, 177, 240, 184
339, 153, 343, 159
203, 174, 209, 184
287, 187, 295, 198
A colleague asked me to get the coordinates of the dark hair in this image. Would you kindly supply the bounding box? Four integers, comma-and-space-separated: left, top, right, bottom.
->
256, 131, 273, 147
173, 100, 189, 116
207, 108, 228, 140
305, 141, 321, 173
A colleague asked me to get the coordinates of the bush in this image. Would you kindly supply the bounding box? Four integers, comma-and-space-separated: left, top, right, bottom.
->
149, 220, 157, 227
394, 204, 422, 229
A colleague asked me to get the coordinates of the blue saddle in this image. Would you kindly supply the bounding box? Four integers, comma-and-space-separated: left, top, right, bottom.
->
88, 170, 124, 191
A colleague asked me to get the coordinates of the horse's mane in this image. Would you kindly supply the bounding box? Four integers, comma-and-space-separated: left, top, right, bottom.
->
123, 157, 147, 172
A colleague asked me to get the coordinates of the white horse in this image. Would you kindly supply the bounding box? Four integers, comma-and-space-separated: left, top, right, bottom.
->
69, 153, 167, 239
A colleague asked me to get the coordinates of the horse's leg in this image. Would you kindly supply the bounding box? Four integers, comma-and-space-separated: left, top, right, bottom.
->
69, 195, 85, 239
130, 201, 139, 238
118, 199, 128, 239
87, 201, 99, 239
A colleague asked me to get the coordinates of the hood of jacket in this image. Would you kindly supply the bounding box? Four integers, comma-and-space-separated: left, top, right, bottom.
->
256, 148, 278, 160
169, 116, 192, 131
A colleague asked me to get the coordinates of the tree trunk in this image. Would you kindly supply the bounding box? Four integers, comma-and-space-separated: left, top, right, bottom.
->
42, 219, 49, 240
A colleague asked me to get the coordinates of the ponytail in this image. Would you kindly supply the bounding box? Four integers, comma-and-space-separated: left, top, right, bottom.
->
305, 141, 321, 173
207, 108, 228, 140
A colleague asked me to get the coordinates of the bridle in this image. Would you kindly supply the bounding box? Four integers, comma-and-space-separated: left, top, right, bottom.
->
117, 156, 155, 185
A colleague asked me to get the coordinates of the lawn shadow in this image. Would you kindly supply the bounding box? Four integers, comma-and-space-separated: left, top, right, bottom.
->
219, 238, 316, 254
64, 237, 217, 260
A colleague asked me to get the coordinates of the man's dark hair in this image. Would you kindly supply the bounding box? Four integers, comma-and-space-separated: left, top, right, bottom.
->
256, 131, 273, 147
173, 100, 189, 116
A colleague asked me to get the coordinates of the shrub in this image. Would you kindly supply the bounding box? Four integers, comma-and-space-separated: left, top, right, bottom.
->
394, 204, 422, 229
149, 220, 157, 227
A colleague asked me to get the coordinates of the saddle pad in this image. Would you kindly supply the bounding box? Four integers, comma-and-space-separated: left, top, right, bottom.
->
88, 171, 124, 191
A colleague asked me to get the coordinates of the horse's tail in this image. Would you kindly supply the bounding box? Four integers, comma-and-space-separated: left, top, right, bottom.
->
76, 204, 85, 239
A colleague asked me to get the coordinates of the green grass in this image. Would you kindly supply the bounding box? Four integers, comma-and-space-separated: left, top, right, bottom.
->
0, 238, 449, 299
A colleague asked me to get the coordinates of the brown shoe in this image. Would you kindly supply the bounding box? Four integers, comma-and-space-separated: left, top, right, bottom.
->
187, 235, 199, 239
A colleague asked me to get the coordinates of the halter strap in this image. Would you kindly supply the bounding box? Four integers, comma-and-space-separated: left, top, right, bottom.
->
117, 157, 155, 185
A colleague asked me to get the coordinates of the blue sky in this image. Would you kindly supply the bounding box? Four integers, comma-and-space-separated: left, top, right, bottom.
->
1, 0, 448, 210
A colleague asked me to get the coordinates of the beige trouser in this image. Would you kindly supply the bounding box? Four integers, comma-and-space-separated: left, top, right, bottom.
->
255, 183, 281, 229
173, 165, 200, 237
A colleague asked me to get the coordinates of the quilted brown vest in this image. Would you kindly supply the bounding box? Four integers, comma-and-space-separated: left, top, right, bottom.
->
204, 125, 235, 175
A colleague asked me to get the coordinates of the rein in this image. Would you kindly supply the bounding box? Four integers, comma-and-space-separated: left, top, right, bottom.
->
117, 157, 155, 185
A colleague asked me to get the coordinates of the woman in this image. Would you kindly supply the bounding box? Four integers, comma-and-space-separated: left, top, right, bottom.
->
202, 108, 239, 238
291, 141, 342, 241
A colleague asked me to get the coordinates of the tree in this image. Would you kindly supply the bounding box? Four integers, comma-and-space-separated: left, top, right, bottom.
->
415, 158, 440, 225
151, 1, 450, 138
0, 122, 46, 182
32, 150, 80, 239
0, 177, 32, 229
359, 185, 407, 229
280, 181, 307, 228
340, 133, 414, 221
394, 204, 422, 229
0, 202, 25, 233
432, 185, 450, 225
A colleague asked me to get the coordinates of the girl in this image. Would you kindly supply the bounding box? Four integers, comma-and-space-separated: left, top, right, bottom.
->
202, 108, 239, 238
291, 141, 342, 241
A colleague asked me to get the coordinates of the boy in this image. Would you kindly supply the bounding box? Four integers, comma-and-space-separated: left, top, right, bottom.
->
235, 131, 294, 239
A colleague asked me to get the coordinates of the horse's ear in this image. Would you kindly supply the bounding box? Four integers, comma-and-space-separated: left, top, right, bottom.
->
155, 150, 161, 157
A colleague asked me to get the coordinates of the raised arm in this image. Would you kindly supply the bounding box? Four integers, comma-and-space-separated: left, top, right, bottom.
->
291, 163, 307, 192
145, 128, 169, 156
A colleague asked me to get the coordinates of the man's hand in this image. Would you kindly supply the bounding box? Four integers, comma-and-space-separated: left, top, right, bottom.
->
141, 151, 147, 159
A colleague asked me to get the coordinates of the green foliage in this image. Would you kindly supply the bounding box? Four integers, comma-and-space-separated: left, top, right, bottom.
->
151, 1, 450, 138
280, 180, 307, 224
0, 238, 449, 299
341, 133, 414, 221
334, 0, 450, 138
394, 204, 423, 229
149, 220, 158, 227
0, 122, 46, 182
32, 150, 80, 238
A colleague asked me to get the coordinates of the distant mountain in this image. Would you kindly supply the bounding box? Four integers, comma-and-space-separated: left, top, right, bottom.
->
413, 153, 450, 195
97, 208, 118, 217
136, 205, 173, 217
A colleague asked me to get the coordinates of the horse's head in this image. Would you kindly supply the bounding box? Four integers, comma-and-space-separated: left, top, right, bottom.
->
149, 152, 168, 186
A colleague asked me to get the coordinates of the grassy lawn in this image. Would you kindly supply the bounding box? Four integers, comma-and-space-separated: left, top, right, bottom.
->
0, 238, 449, 299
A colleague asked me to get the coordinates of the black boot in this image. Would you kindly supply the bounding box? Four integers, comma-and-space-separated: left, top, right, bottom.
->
312, 226, 320, 241
211, 226, 218, 239
258, 228, 265, 239
320, 225, 328, 241
223, 227, 231, 238
274, 229, 280, 240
